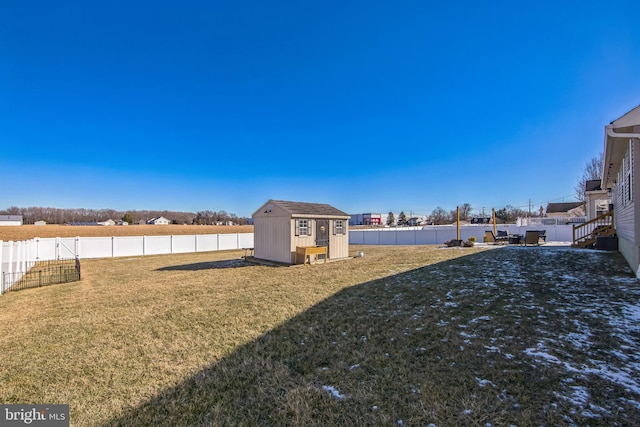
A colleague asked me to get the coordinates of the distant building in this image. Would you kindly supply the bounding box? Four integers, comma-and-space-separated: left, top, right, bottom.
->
545, 202, 585, 218
147, 216, 170, 225
349, 213, 382, 226
470, 217, 491, 225
0, 215, 23, 226
98, 219, 116, 226
407, 217, 423, 226
34, 220, 47, 226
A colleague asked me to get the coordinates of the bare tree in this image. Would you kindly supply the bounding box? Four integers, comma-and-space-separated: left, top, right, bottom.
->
460, 203, 472, 220
431, 207, 449, 225
575, 153, 603, 202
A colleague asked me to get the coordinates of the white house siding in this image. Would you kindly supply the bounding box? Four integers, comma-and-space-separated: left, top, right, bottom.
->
611, 138, 640, 274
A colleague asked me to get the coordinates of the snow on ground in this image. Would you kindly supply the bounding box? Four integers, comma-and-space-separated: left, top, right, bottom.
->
438, 245, 640, 422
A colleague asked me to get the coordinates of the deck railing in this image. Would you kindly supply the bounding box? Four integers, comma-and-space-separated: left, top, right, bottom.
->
572, 211, 614, 246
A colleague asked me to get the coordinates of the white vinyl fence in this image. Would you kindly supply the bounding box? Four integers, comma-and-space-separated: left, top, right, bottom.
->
1, 233, 254, 294
349, 225, 575, 245
1, 226, 573, 294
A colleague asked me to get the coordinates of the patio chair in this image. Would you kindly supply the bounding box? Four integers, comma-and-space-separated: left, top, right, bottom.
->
484, 230, 509, 244
538, 230, 546, 243
524, 230, 540, 246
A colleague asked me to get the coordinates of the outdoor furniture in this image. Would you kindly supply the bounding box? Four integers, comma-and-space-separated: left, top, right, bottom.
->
524, 231, 540, 246
509, 234, 523, 245
538, 230, 546, 243
242, 247, 254, 258
484, 230, 509, 244
295, 246, 328, 265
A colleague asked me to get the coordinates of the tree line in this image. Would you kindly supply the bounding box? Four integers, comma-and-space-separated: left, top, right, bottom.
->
385, 203, 541, 226
0, 206, 251, 225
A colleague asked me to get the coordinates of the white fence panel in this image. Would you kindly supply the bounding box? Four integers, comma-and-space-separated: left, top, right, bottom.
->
36, 238, 58, 260
115, 236, 144, 257
379, 231, 398, 245
58, 238, 78, 258
196, 235, 218, 252
349, 225, 575, 246
146, 236, 172, 255
238, 233, 254, 249
363, 232, 381, 245
218, 234, 239, 250
172, 235, 196, 254
417, 230, 437, 244
350, 231, 365, 244
80, 237, 114, 259
1, 232, 256, 294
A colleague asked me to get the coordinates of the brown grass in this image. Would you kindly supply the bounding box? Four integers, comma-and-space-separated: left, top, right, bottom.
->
0, 245, 638, 426
0, 224, 253, 241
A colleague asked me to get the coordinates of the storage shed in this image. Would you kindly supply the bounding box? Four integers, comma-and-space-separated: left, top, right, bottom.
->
252, 200, 350, 264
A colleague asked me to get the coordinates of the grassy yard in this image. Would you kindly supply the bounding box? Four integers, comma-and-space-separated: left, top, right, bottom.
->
0, 245, 638, 426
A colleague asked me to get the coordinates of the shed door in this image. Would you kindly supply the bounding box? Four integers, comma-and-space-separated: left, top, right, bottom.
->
316, 220, 330, 255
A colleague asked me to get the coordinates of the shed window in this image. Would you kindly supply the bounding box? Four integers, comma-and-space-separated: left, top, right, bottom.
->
295, 219, 311, 236
334, 220, 345, 235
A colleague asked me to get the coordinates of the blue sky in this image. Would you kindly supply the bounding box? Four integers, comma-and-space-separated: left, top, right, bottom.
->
1, 1, 639, 218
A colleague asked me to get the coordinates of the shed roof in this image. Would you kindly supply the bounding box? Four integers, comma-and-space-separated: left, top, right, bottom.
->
0, 215, 23, 221
546, 202, 584, 214
255, 200, 349, 218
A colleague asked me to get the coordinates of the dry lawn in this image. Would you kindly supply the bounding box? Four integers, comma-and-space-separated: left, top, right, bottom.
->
0, 224, 253, 241
0, 245, 638, 426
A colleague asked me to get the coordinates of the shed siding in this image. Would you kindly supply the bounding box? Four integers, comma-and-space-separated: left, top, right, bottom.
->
291, 219, 317, 263
253, 216, 292, 264
252, 200, 350, 264
329, 222, 349, 259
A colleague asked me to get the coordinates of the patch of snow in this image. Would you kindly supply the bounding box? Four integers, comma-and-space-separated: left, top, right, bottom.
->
475, 377, 496, 388
470, 315, 492, 323
322, 385, 345, 400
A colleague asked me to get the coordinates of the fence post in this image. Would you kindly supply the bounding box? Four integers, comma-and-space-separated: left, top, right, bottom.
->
195, 235, 198, 253
75, 236, 80, 259
171, 235, 174, 254
111, 236, 116, 258
143, 235, 147, 256
7, 241, 14, 290
17, 241, 23, 278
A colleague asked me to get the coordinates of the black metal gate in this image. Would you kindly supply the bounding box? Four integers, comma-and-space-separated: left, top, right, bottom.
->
316, 220, 330, 257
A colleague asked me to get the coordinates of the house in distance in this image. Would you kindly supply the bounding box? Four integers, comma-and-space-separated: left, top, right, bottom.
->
252, 200, 350, 264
